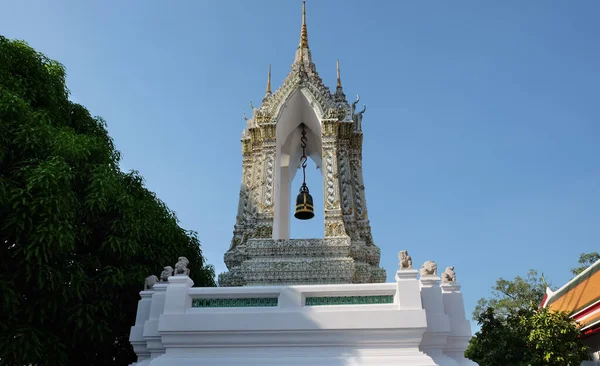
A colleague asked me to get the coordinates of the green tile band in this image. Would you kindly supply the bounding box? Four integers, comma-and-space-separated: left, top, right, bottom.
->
305, 295, 394, 306
192, 297, 278, 308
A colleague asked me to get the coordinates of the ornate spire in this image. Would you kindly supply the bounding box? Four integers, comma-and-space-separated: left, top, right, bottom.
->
299, 1, 308, 49
294, 1, 312, 65
336, 59, 342, 87
266, 64, 272, 94
334, 59, 346, 102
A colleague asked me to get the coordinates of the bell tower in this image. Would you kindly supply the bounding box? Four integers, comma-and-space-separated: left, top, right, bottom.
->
219, 2, 385, 286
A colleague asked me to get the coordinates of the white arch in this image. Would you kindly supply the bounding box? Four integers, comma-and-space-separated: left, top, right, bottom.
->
269, 80, 328, 124
273, 88, 323, 240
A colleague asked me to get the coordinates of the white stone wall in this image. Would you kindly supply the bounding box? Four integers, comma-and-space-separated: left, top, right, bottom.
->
129, 267, 477, 366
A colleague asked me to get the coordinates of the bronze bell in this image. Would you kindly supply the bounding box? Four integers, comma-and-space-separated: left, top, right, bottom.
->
294, 184, 314, 220
294, 123, 314, 220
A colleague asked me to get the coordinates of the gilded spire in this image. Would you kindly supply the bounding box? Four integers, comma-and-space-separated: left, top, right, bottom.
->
299, 1, 308, 49
294, 1, 312, 64
336, 59, 342, 87
266, 64, 272, 94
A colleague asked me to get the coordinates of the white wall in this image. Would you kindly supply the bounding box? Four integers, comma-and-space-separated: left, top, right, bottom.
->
128, 270, 479, 366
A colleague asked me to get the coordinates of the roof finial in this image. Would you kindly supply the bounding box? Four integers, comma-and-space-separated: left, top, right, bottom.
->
266, 64, 272, 94
299, 1, 308, 49
302, 1, 306, 21
293, 1, 312, 65
333, 58, 346, 101
336, 59, 342, 87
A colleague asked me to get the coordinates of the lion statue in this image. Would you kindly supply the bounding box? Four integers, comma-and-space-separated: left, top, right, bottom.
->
174, 256, 190, 276
398, 250, 413, 270
442, 266, 457, 283
160, 266, 173, 282
419, 260, 437, 277
144, 275, 158, 290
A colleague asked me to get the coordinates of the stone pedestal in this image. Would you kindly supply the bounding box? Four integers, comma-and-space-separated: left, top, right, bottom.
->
143, 280, 438, 366
441, 283, 478, 366
395, 269, 423, 310
222, 237, 386, 286
128, 260, 476, 365
420, 276, 459, 366
143, 283, 168, 360
128, 290, 154, 365
164, 275, 194, 314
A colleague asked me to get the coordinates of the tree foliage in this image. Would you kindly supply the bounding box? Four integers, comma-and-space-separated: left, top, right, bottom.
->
527, 307, 590, 365
0, 36, 216, 365
465, 307, 590, 366
465, 307, 530, 366
571, 252, 600, 276
472, 269, 547, 319
467, 254, 599, 365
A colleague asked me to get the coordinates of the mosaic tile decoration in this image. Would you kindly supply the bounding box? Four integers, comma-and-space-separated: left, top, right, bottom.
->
305, 295, 394, 306
192, 297, 278, 308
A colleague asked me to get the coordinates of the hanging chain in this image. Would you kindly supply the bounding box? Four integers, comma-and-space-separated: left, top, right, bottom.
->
300, 123, 309, 193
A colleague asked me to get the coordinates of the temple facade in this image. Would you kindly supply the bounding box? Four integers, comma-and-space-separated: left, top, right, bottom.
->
218, 1, 385, 287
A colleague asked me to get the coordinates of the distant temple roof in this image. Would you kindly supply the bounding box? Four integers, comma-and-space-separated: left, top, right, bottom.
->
541, 259, 600, 337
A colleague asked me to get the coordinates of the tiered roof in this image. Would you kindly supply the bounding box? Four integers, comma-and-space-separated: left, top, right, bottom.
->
241, 1, 351, 141
541, 259, 600, 336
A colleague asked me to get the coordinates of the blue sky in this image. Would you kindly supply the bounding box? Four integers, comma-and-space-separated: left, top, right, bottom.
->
2, 0, 599, 324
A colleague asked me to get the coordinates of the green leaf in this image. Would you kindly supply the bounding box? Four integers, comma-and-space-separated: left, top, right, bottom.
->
0, 35, 216, 365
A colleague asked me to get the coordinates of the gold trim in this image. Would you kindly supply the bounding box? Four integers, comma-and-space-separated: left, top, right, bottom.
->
299, 1, 309, 49
296, 191, 314, 212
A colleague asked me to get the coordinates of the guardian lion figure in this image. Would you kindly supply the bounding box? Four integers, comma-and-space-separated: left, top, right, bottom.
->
398, 250, 413, 270
144, 275, 158, 290
420, 260, 437, 277
174, 256, 190, 276
160, 266, 173, 282
442, 266, 457, 283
